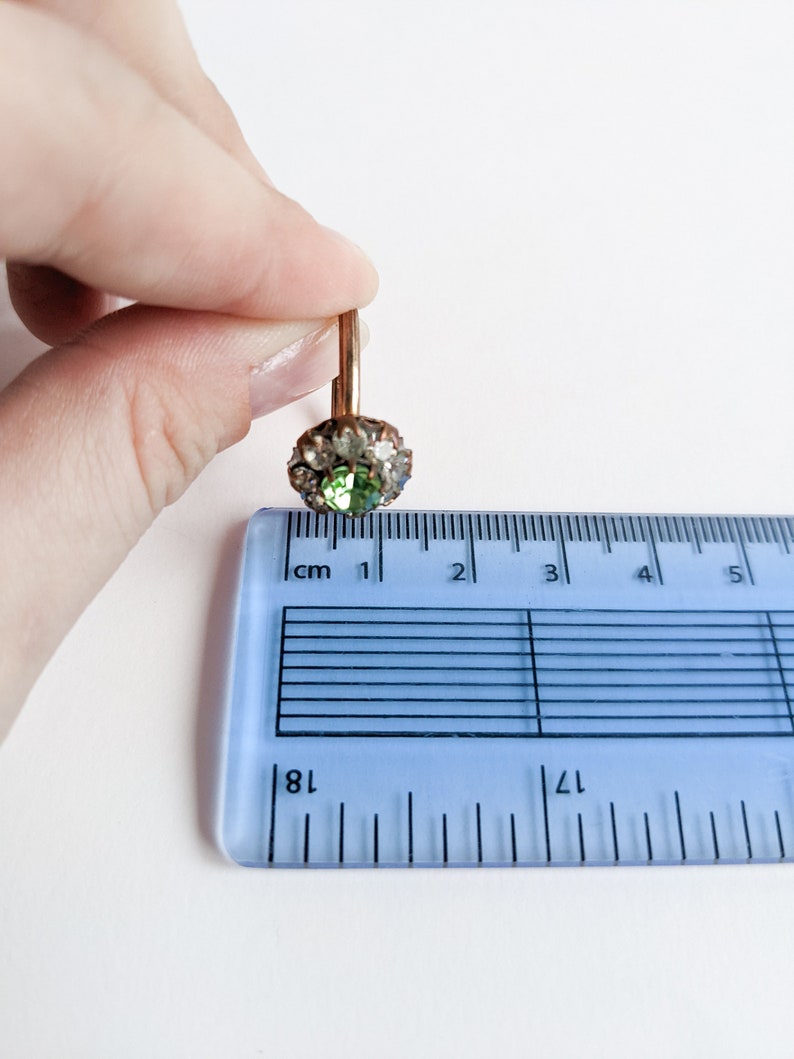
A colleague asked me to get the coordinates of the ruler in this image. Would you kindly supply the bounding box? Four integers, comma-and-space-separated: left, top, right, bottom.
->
221, 508, 794, 868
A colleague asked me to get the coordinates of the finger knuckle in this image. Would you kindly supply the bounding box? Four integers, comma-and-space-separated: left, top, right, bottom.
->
123, 368, 221, 517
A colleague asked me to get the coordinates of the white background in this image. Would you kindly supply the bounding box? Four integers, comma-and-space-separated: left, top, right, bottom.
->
3, 1, 794, 1055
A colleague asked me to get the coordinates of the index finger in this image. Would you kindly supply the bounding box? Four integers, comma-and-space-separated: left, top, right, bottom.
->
16, 0, 271, 181
0, 4, 378, 321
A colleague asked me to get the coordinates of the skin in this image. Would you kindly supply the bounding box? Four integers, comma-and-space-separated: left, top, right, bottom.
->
0, 0, 379, 712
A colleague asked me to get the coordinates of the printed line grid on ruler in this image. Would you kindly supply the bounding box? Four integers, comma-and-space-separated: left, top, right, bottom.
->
221, 509, 794, 869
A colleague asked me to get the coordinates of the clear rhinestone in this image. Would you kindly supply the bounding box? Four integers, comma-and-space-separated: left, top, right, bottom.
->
305, 490, 327, 511
366, 438, 396, 463
332, 425, 367, 460
288, 465, 318, 494
299, 431, 334, 470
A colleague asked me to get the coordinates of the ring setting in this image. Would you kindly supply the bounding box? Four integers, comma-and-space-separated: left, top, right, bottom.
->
287, 310, 412, 516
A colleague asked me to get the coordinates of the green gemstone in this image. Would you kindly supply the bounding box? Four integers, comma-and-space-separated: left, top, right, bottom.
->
321, 464, 382, 514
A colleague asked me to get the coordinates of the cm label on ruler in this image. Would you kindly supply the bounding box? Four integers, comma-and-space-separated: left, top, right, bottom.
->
222, 509, 794, 868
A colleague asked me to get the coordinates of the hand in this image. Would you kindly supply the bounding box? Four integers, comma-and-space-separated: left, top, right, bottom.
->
0, 0, 378, 716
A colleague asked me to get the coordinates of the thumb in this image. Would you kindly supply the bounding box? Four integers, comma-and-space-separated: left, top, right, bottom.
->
0, 306, 342, 719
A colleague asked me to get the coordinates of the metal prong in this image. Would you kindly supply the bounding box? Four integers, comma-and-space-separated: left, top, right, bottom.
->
332, 309, 360, 418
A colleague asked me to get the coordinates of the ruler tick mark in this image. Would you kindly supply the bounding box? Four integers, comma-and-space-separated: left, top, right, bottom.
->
689, 518, 702, 554
710, 811, 720, 861
476, 802, 483, 864
741, 799, 753, 860
267, 764, 278, 865
736, 523, 756, 586
510, 813, 517, 863
442, 813, 448, 865
775, 810, 785, 859
644, 812, 653, 862
610, 802, 620, 863
303, 812, 310, 865
284, 512, 293, 581
601, 516, 612, 553
647, 522, 664, 586
338, 802, 345, 865
578, 812, 586, 864
775, 518, 790, 554
674, 791, 687, 862
556, 516, 571, 584
467, 514, 478, 584
373, 813, 379, 865
540, 765, 551, 863
377, 518, 384, 583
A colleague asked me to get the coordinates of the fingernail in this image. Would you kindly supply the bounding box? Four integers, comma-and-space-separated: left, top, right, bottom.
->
248, 319, 370, 419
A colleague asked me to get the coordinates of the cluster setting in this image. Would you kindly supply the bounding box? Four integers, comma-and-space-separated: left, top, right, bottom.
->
287, 415, 412, 517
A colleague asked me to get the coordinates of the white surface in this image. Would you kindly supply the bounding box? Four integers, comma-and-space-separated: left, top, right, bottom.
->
3, 1, 794, 1055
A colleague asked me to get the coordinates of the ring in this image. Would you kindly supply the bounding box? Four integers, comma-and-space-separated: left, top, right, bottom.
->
287, 309, 412, 517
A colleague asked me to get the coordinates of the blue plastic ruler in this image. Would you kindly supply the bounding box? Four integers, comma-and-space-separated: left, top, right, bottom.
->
221, 508, 794, 868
